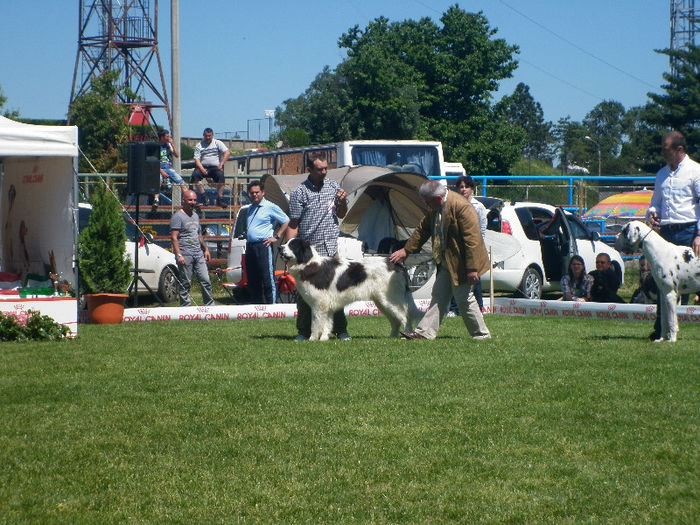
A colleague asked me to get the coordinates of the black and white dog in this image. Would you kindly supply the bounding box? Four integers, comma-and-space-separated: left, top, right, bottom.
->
280, 238, 422, 340
616, 220, 700, 342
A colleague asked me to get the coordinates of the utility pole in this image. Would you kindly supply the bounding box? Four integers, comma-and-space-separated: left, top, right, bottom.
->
171, 0, 181, 206
584, 136, 601, 177
670, 0, 698, 77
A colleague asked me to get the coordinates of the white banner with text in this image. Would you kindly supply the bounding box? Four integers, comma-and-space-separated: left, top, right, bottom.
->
118, 298, 700, 324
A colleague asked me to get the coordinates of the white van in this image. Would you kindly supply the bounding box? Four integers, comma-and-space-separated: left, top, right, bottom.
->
443, 161, 466, 178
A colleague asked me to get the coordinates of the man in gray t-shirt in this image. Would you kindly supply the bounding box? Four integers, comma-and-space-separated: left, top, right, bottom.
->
170, 190, 214, 306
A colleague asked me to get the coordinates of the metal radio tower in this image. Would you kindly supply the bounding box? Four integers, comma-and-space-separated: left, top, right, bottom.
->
70, 0, 171, 129
670, 0, 698, 76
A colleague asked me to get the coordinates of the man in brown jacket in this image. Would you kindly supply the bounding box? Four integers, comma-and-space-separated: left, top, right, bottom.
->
390, 180, 491, 340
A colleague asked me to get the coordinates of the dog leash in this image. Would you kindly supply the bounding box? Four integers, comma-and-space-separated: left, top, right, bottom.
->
640, 226, 655, 245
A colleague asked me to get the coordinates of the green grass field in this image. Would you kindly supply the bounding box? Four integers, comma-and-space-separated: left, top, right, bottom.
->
1, 316, 698, 523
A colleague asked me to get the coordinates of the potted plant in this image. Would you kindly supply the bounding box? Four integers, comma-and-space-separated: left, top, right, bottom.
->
78, 183, 132, 324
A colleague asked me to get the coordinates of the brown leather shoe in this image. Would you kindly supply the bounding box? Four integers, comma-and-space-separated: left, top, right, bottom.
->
400, 330, 426, 340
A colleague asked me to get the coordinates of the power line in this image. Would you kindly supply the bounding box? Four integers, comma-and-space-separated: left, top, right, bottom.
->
498, 0, 658, 89
518, 58, 605, 105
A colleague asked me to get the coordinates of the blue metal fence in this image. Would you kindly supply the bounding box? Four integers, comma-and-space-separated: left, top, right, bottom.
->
436, 174, 656, 207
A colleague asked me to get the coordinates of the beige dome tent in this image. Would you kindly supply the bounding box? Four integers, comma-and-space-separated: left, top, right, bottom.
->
261, 165, 430, 253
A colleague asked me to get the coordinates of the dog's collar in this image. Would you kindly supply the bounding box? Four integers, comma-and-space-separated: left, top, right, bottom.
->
640, 226, 655, 244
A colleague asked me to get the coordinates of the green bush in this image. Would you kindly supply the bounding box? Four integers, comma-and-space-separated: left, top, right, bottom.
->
0, 310, 69, 341
78, 183, 131, 295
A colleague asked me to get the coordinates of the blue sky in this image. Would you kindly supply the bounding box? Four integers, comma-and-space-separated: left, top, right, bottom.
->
0, 1, 669, 139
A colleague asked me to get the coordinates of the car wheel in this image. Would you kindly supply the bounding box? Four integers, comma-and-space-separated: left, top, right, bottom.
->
517, 267, 542, 299
407, 260, 436, 292
158, 266, 179, 303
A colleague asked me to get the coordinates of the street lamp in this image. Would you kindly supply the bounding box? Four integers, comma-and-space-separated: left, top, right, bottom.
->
584, 135, 601, 177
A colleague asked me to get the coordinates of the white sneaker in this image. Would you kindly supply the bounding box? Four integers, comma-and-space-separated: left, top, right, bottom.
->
293, 334, 308, 342
337, 332, 352, 341
472, 334, 491, 340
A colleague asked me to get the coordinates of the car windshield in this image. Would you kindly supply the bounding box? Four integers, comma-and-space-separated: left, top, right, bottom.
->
233, 207, 248, 238
351, 146, 440, 177
79, 206, 136, 239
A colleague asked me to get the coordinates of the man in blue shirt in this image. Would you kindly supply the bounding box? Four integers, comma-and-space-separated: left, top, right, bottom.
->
245, 180, 289, 304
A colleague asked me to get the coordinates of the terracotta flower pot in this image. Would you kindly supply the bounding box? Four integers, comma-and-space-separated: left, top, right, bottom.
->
86, 293, 128, 324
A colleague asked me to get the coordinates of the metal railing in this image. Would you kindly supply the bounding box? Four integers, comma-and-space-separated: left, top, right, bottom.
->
438, 174, 656, 213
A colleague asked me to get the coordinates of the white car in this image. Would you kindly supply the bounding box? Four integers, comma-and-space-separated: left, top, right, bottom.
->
78, 203, 179, 303
477, 197, 625, 299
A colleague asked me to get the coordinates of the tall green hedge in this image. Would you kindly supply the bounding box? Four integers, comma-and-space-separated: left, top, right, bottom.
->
77, 183, 131, 295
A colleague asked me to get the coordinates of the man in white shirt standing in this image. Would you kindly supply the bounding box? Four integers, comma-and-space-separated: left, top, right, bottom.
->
646, 130, 700, 339
192, 128, 230, 207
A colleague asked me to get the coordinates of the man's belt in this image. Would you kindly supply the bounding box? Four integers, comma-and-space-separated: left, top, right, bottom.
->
660, 221, 696, 232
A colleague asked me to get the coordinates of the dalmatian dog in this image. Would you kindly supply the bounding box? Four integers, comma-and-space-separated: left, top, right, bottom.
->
616, 220, 700, 342
280, 238, 422, 340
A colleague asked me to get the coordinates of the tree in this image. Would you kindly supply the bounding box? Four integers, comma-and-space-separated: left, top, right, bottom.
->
427, 7, 524, 174
274, 66, 353, 144
645, 44, 700, 155
494, 82, 553, 163
583, 101, 625, 155
77, 183, 131, 295
581, 100, 626, 175
552, 117, 589, 173
336, 16, 431, 140
67, 71, 131, 172
276, 6, 524, 174
0, 84, 19, 119
617, 105, 662, 174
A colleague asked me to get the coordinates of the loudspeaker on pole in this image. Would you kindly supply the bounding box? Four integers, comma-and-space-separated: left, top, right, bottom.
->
127, 142, 161, 194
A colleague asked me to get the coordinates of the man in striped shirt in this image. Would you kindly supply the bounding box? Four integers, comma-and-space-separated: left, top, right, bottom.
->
286, 153, 351, 341
192, 128, 230, 207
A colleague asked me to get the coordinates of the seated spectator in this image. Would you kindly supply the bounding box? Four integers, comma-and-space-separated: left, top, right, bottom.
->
153, 129, 188, 212
589, 252, 625, 303
631, 255, 658, 304
158, 129, 188, 191
559, 255, 593, 302
192, 128, 230, 207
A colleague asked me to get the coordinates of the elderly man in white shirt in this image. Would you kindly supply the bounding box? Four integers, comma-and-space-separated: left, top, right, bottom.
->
646, 130, 700, 339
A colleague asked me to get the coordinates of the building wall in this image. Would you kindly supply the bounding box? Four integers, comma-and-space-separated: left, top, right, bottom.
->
181, 137, 262, 153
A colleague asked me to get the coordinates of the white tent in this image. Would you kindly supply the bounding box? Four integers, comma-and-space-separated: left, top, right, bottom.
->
0, 116, 78, 295
261, 166, 431, 252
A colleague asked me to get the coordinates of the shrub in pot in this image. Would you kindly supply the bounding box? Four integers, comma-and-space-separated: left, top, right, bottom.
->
78, 183, 132, 323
